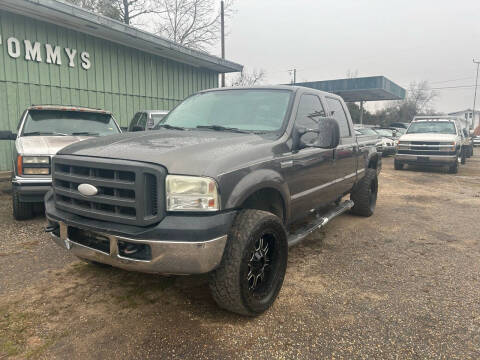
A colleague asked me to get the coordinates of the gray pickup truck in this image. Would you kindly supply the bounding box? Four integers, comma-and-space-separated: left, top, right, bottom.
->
45, 86, 381, 316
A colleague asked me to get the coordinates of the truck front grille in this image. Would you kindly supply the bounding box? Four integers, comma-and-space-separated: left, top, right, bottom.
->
52, 156, 165, 226
398, 141, 455, 156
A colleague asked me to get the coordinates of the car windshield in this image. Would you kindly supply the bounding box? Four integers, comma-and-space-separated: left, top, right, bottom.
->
374, 128, 394, 137
357, 128, 378, 136
154, 89, 292, 132
22, 110, 120, 136
407, 121, 456, 135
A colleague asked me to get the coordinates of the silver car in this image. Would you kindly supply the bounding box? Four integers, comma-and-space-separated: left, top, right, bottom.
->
0, 105, 122, 220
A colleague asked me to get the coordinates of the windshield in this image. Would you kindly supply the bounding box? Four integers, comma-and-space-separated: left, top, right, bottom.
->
22, 110, 120, 136
374, 128, 394, 137
407, 121, 456, 135
357, 128, 378, 136
154, 89, 292, 132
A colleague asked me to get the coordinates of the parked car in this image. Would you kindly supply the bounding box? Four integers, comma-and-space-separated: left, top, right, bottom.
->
355, 126, 393, 155
45, 86, 381, 316
371, 128, 398, 156
128, 110, 169, 132
473, 135, 480, 147
395, 116, 465, 173
0, 105, 122, 220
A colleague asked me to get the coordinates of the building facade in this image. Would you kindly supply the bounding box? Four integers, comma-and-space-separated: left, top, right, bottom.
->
0, 0, 242, 171
448, 109, 480, 131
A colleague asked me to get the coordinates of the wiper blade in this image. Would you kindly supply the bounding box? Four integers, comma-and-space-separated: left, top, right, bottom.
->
156, 124, 186, 131
71, 132, 99, 136
196, 125, 249, 133
23, 131, 68, 136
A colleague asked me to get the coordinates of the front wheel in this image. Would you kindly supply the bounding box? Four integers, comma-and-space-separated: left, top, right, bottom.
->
350, 168, 378, 217
209, 209, 288, 316
12, 187, 34, 220
460, 147, 466, 164
394, 159, 404, 170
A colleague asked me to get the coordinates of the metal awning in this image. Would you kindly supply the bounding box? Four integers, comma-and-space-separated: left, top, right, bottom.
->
294, 76, 406, 102
0, 0, 243, 73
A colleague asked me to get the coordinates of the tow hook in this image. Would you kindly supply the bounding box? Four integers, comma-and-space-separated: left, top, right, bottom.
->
45, 223, 59, 233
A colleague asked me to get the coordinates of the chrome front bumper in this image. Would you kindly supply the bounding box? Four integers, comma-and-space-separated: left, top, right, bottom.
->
49, 220, 227, 275
395, 153, 457, 164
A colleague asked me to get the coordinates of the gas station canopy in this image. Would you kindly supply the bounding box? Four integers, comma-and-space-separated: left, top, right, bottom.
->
293, 76, 406, 102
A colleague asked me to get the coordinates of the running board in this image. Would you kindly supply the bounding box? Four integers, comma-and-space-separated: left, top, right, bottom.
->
287, 200, 354, 247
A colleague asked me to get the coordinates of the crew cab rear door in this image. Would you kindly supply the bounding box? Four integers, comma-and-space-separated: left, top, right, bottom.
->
289, 94, 338, 219
324, 96, 357, 195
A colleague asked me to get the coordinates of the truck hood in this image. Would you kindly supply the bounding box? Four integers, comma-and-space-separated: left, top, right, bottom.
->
17, 135, 92, 155
399, 133, 457, 142
58, 130, 276, 176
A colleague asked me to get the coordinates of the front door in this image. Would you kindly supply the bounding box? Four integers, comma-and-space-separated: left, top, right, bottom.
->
325, 96, 357, 195
288, 94, 338, 220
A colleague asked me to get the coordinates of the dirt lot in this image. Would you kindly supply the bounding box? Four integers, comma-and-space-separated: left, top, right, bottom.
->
1, 152, 480, 359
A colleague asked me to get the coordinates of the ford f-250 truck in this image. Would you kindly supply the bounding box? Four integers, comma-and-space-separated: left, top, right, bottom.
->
45, 86, 381, 316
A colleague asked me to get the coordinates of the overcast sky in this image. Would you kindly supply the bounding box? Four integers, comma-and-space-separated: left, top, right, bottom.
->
223, 0, 480, 113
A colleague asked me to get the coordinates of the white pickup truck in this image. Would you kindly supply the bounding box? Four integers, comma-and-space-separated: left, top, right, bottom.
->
394, 116, 466, 173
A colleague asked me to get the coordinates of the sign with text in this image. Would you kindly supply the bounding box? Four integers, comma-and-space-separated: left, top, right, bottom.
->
0, 35, 91, 70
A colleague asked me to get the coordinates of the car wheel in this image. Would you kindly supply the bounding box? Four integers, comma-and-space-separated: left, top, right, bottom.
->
209, 209, 288, 316
12, 187, 34, 220
448, 159, 459, 174
394, 159, 404, 170
350, 168, 378, 217
461, 147, 466, 164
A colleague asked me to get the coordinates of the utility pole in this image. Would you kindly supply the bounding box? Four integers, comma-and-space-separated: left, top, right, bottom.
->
220, 1, 225, 87
473, 59, 480, 130
288, 69, 297, 84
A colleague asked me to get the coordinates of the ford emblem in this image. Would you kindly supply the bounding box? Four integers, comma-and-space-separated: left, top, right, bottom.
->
78, 183, 98, 196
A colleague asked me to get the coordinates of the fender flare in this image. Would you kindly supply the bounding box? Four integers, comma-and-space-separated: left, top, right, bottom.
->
224, 169, 291, 223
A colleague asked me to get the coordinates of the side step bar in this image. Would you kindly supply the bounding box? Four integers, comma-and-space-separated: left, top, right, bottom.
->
287, 200, 354, 247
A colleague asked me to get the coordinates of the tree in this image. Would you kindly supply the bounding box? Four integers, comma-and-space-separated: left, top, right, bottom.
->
229, 69, 265, 87
152, 0, 233, 50
67, 0, 159, 25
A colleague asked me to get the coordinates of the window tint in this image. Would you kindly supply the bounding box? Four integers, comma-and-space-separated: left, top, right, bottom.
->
129, 112, 142, 130
295, 94, 326, 144
326, 97, 351, 137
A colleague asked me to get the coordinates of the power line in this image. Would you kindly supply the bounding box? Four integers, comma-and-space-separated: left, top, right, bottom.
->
429, 76, 472, 84
431, 84, 475, 90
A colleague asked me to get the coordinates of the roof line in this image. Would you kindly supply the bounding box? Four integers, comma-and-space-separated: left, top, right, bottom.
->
0, 0, 243, 73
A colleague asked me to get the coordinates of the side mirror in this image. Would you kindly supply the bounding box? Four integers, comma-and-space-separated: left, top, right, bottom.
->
296, 117, 340, 150
0, 131, 16, 140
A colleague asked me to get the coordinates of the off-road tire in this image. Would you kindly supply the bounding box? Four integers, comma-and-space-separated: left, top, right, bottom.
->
12, 187, 34, 220
209, 209, 288, 316
350, 168, 378, 217
394, 159, 404, 170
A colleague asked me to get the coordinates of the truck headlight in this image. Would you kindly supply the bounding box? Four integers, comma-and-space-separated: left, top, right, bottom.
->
166, 175, 219, 211
18, 156, 51, 175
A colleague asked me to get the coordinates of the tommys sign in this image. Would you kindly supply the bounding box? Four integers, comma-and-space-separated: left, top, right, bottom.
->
0, 35, 91, 70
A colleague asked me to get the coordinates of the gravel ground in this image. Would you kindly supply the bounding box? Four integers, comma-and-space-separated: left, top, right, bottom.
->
1, 153, 480, 359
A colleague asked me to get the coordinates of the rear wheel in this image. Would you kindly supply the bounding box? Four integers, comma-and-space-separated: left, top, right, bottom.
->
12, 187, 34, 220
209, 209, 288, 316
394, 159, 404, 170
350, 168, 378, 217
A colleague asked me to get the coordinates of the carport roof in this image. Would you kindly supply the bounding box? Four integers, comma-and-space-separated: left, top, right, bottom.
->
0, 0, 243, 73
293, 76, 406, 102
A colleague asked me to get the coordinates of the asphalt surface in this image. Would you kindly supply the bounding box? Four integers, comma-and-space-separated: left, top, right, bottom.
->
1, 153, 479, 359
